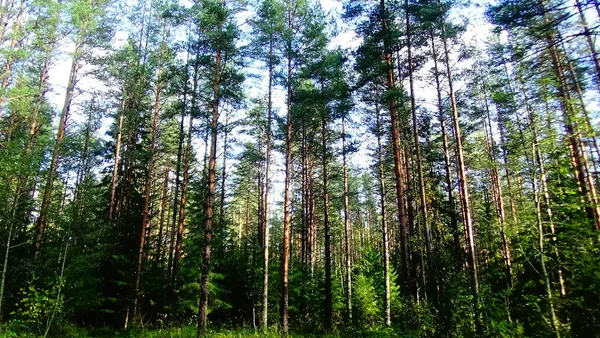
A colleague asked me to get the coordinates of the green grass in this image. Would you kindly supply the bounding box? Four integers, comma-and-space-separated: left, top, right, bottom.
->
135, 327, 404, 338
2, 325, 407, 337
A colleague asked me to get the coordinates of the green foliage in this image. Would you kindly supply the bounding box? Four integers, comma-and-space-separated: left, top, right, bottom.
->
353, 274, 378, 327
9, 277, 63, 335
351, 249, 401, 330
1, 0, 599, 335
0, 329, 17, 338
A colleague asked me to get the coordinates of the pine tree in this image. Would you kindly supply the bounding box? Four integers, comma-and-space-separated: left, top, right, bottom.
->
36, 0, 112, 254
194, 0, 244, 334
249, 0, 284, 328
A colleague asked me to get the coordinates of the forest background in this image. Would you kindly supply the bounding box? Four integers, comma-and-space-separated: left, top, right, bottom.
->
0, 0, 599, 337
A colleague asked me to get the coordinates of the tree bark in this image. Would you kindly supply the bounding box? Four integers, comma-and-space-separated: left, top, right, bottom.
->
0, 196, 18, 325
0, 0, 23, 108
166, 50, 191, 312
561, 43, 600, 177
543, 16, 600, 229
109, 97, 125, 220
322, 114, 332, 331
440, 17, 480, 330
380, 0, 411, 298
406, 2, 436, 302
532, 166, 562, 338
430, 33, 461, 264
172, 114, 193, 296
301, 128, 308, 266
42, 231, 69, 338
219, 111, 229, 222
35, 20, 87, 254
281, 7, 294, 334
261, 38, 274, 331
197, 15, 222, 334
7, 29, 55, 265
481, 78, 514, 289
513, 65, 567, 296
133, 26, 166, 321
574, 0, 600, 94
341, 116, 352, 323
156, 167, 169, 262
375, 98, 391, 327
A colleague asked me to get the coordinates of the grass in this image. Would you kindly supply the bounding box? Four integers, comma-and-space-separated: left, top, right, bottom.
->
135, 327, 404, 338
2, 325, 406, 337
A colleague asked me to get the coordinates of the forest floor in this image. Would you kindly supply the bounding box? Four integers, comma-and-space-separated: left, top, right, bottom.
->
127, 327, 403, 338
77, 327, 404, 338
1, 326, 405, 337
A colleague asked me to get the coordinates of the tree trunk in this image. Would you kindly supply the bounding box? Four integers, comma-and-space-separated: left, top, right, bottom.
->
172, 114, 193, 296
440, 18, 480, 330
133, 27, 166, 321
261, 39, 274, 331
481, 78, 513, 289
309, 168, 316, 274
430, 33, 461, 264
341, 116, 352, 323
157, 167, 170, 262
543, 17, 600, 229
375, 98, 391, 327
574, 0, 600, 94
71, 100, 94, 226
561, 44, 600, 176
197, 22, 222, 336
109, 98, 125, 220
406, 2, 436, 302
7, 32, 55, 262
478, 80, 514, 323
512, 65, 568, 297
380, 0, 411, 297
35, 23, 87, 254
219, 112, 229, 222
496, 105, 519, 225
281, 9, 294, 334
43, 233, 69, 338
0, 198, 17, 325
166, 50, 191, 311
322, 115, 332, 331
532, 167, 562, 338
301, 128, 308, 266
0, 0, 23, 108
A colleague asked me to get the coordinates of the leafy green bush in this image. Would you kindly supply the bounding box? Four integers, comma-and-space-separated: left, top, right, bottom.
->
9, 277, 63, 336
